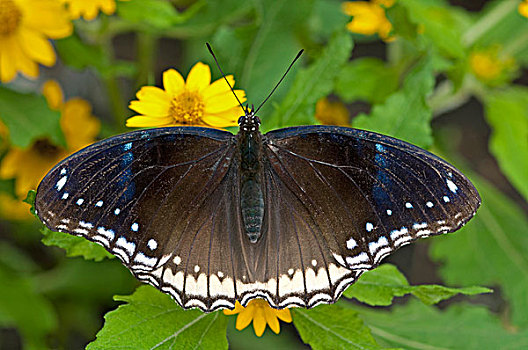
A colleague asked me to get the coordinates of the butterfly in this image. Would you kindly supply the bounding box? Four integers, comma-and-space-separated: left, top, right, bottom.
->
35, 111, 480, 312
35, 48, 480, 312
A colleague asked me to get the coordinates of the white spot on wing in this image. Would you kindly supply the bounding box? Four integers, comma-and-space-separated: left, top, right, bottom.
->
131, 222, 139, 231
62, 192, 69, 199
194, 265, 200, 273
114, 208, 121, 215
346, 237, 357, 250
386, 209, 392, 216
426, 201, 434, 208
56, 176, 67, 191
443, 196, 450, 202
147, 239, 157, 250
447, 178, 458, 193
311, 259, 317, 267
405, 202, 413, 209
60, 168, 67, 175
173, 256, 181, 265
95, 200, 103, 207
366, 222, 374, 232
76, 198, 84, 205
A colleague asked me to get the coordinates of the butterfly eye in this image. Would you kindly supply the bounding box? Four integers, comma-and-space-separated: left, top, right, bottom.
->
238, 116, 245, 125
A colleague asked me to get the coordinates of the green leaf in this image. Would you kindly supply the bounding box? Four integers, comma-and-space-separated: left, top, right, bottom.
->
23, 190, 37, 217
117, 0, 182, 30
358, 301, 528, 349
41, 228, 114, 262
55, 35, 136, 78
307, 0, 349, 41
266, 30, 353, 129
343, 264, 490, 306
0, 265, 57, 350
293, 303, 382, 350
352, 55, 434, 148
398, 0, 465, 59
484, 87, 528, 202
210, 0, 313, 121
335, 58, 399, 104
0, 87, 64, 148
430, 174, 528, 327
87, 285, 228, 350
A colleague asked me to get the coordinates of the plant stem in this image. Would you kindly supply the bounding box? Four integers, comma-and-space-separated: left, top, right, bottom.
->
462, 0, 517, 46
136, 32, 158, 89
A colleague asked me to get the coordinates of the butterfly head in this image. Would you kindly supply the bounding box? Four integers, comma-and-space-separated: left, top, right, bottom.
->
238, 106, 261, 132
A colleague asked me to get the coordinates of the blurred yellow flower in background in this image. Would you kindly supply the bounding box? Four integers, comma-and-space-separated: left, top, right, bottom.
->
469, 46, 516, 84
61, 0, 129, 21
0, 0, 72, 83
315, 98, 350, 126
519, 0, 528, 18
223, 300, 292, 337
0, 80, 99, 219
127, 62, 246, 129
342, 0, 395, 42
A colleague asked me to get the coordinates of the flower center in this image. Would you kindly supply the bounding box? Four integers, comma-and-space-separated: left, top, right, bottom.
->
169, 91, 204, 125
33, 139, 61, 159
0, 0, 22, 36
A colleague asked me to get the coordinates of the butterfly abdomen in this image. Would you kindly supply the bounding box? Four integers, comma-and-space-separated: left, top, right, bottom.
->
238, 127, 265, 243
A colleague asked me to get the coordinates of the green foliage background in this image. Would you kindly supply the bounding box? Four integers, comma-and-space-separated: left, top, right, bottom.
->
1, 0, 527, 349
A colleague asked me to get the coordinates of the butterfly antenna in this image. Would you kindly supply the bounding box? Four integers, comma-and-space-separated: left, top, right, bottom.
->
206, 43, 246, 113
254, 49, 304, 114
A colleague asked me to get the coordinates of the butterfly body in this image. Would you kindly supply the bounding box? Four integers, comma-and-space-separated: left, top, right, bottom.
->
35, 111, 480, 312
237, 113, 265, 243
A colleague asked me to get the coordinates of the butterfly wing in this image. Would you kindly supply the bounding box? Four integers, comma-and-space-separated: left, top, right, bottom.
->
36, 127, 254, 311
258, 125, 480, 306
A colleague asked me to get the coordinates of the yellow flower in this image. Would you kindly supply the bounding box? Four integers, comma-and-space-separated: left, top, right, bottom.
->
469, 47, 516, 84
0, 80, 99, 218
315, 98, 349, 126
519, 0, 528, 18
127, 62, 246, 129
61, 0, 129, 21
342, 0, 394, 41
0, 0, 72, 83
223, 300, 292, 337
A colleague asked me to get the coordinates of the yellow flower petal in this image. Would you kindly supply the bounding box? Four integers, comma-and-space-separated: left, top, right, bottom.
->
17, 28, 56, 66
0, 37, 18, 83
136, 86, 170, 105
42, 80, 64, 110
264, 307, 281, 334
235, 306, 254, 331
315, 98, 349, 126
252, 307, 267, 337
274, 308, 292, 323
125, 115, 173, 127
186, 62, 211, 91
205, 90, 246, 114
163, 69, 185, 96
223, 301, 245, 315
520, 1, 528, 18
61, 98, 100, 151
23, 2, 73, 38
202, 75, 235, 99
129, 100, 170, 118
202, 109, 241, 127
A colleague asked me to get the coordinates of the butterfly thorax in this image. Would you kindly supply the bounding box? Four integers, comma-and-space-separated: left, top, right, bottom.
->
237, 112, 264, 243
